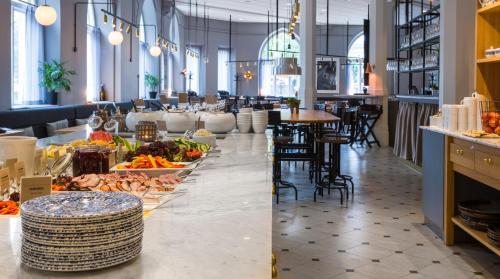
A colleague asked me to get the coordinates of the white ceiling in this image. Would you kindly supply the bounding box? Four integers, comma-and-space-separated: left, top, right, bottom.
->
176, 0, 371, 25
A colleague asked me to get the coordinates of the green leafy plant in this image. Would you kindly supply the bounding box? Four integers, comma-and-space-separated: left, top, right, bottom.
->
39, 60, 76, 92
145, 72, 160, 92
287, 98, 301, 108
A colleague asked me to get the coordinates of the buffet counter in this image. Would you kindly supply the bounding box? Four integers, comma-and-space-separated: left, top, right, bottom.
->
421, 126, 500, 256
0, 133, 272, 278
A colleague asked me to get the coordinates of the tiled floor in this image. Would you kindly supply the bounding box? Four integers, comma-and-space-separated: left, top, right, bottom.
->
272, 146, 500, 279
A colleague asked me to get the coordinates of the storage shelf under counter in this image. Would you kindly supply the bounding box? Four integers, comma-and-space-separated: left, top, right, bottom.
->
421, 126, 500, 256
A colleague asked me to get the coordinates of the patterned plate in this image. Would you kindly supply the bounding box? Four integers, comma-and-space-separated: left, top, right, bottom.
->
22, 245, 141, 272
21, 192, 142, 220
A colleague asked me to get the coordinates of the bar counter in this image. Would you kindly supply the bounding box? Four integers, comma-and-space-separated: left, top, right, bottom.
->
0, 133, 272, 278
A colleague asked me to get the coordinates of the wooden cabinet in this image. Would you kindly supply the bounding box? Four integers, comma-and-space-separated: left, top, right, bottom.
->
445, 136, 500, 256
449, 142, 474, 169
474, 151, 500, 181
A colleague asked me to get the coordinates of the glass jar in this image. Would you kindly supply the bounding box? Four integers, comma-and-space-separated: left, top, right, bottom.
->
72, 147, 110, 176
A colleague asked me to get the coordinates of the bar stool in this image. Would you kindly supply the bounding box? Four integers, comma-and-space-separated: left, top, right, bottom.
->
314, 135, 349, 205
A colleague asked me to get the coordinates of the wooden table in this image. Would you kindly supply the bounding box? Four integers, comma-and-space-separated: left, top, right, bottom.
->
280, 109, 339, 124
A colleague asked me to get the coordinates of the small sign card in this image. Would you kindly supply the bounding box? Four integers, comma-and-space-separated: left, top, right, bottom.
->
5, 158, 17, 180
0, 168, 10, 194
20, 176, 52, 204
15, 161, 26, 184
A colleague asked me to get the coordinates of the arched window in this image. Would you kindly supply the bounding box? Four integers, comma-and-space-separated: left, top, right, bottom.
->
11, 0, 44, 106
87, 1, 101, 102
259, 29, 300, 97
347, 33, 364, 95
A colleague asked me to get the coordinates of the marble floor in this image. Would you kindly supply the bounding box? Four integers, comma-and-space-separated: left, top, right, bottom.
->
272, 146, 500, 279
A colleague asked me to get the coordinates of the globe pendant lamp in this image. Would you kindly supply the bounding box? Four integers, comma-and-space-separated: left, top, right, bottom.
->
35, 4, 57, 26
149, 45, 161, 57
108, 30, 124, 45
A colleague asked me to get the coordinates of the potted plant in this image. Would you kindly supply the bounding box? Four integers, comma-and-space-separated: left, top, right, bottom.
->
145, 72, 160, 99
287, 98, 301, 114
39, 60, 76, 105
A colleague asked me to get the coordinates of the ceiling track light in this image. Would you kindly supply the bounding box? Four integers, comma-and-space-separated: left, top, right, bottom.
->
119, 21, 124, 31
103, 13, 108, 24
112, 17, 116, 28
126, 25, 131, 34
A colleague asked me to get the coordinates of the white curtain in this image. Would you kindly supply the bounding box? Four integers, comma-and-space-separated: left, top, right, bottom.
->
217, 48, 230, 92
139, 42, 147, 98
167, 52, 174, 95
24, 6, 44, 105
86, 26, 100, 102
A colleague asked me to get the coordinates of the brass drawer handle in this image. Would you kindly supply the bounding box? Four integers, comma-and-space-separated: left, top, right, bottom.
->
455, 149, 464, 155
483, 158, 493, 165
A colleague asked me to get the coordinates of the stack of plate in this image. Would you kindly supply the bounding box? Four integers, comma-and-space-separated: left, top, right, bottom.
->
21, 192, 143, 272
458, 200, 500, 231
487, 226, 499, 246
237, 112, 252, 133
252, 110, 268, 134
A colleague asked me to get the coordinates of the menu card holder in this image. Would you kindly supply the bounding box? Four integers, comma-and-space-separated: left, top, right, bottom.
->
20, 176, 52, 204
15, 161, 25, 185
0, 168, 9, 194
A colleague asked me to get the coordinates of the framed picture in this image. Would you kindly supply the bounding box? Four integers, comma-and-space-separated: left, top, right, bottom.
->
316, 57, 340, 94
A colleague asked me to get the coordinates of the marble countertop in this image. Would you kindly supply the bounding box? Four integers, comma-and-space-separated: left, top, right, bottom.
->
421, 126, 500, 149
0, 133, 272, 279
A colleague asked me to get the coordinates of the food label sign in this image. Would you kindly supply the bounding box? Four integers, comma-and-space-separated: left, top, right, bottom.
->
20, 176, 52, 204
0, 168, 10, 193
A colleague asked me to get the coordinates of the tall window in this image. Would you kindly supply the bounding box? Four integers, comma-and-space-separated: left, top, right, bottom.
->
86, 1, 101, 102
259, 29, 300, 97
217, 48, 230, 92
347, 33, 365, 94
139, 16, 147, 98
11, 0, 44, 106
185, 47, 200, 94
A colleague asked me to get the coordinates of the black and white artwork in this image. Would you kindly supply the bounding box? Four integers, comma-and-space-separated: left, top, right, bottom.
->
316, 58, 339, 94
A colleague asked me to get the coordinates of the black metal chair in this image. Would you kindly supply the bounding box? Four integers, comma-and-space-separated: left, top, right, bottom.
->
314, 135, 350, 205
269, 111, 315, 204
354, 104, 382, 148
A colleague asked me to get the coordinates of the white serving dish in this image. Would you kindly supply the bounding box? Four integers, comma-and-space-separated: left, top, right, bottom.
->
192, 135, 216, 147
197, 112, 236, 133
110, 162, 194, 177
125, 111, 166, 131
163, 112, 196, 133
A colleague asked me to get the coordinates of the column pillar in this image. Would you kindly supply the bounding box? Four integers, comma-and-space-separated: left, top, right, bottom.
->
439, 0, 475, 106
368, 0, 392, 146
299, 0, 316, 109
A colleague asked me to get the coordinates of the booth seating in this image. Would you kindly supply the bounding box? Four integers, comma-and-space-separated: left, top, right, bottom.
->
0, 102, 133, 139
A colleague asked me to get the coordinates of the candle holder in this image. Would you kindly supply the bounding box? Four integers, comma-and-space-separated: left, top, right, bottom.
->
135, 121, 157, 142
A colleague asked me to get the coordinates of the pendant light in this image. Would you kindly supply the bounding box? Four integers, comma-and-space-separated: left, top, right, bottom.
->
272, 0, 301, 76
108, 30, 124, 45
149, 45, 162, 57
35, 2, 57, 26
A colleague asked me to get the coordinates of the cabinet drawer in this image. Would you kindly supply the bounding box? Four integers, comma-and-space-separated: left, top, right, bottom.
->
474, 151, 500, 180
450, 143, 474, 169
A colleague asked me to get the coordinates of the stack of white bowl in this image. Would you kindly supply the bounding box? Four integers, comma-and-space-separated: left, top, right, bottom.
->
252, 110, 268, 134
237, 112, 252, 133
